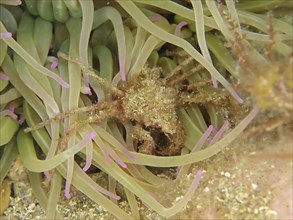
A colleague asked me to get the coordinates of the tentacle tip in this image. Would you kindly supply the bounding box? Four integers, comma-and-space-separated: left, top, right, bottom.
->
83, 86, 92, 96
232, 92, 244, 104
61, 81, 70, 89
212, 80, 219, 89
50, 59, 59, 70
197, 169, 203, 178
121, 163, 127, 169
208, 125, 214, 130
5, 104, 18, 120
238, 97, 244, 104
120, 72, 127, 82
82, 165, 90, 172
117, 160, 127, 168
18, 116, 25, 125
175, 21, 188, 36
52, 108, 60, 115
109, 193, 121, 201
6, 110, 18, 120
88, 131, 97, 139
149, 15, 163, 22
0, 74, 10, 81
0, 32, 12, 39
232, 90, 244, 103
65, 192, 72, 200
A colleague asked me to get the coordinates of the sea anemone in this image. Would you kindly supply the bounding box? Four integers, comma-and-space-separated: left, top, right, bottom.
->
0, 0, 292, 219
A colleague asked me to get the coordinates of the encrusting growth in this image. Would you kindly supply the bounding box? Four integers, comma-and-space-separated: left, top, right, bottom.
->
122, 67, 184, 155
222, 10, 293, 111
221, 9, 293, 136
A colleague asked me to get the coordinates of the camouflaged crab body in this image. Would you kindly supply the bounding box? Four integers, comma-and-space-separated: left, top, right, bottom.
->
116, 67, 185, 156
